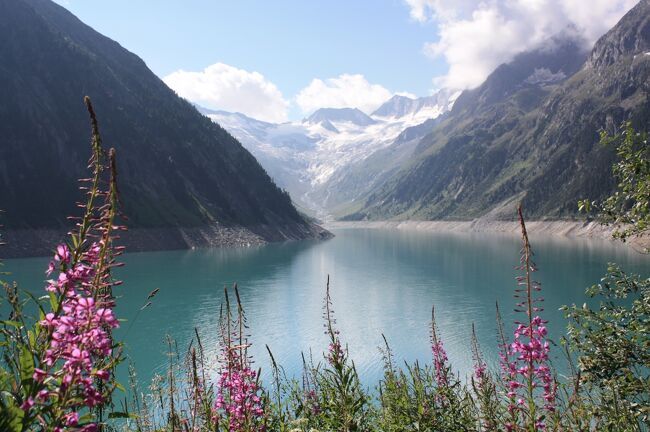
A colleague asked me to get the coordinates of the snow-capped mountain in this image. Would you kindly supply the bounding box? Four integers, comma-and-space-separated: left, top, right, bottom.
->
201, 89, 460, 219
371, 90, 458, 119
307, 107, 377, 127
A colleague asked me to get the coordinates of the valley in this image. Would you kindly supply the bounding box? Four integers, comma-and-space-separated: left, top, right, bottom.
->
202, 89, 460, 219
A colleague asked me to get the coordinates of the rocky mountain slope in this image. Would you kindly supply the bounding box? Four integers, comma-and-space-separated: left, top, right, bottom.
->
345, 1, 650, 221
0, 0, 327, 257
205, 89, 460, 218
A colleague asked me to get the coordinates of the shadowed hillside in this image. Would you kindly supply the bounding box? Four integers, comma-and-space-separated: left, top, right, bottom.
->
0, 0, 328, 257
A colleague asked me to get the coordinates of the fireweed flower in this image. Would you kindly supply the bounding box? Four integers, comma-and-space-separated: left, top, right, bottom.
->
214, 358, 265, 430
430, 306, 450, 388
326, 334, 345, 366
18, 97, 125, 431
212, 286, 266, 431
470, 324, 487, 390
304, 389, 321, 416
323, 279, 345, 368
299, 353, 322, 417
318, 277, 370, 431
503, 206, 557, 430
34, 241, 120, 423
470, 323, 501, 432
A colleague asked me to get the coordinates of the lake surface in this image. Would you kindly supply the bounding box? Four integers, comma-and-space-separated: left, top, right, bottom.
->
4, 228, 650, 392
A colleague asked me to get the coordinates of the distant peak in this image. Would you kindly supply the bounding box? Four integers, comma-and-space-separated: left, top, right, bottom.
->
386, 94, 416, 103
371, 89, 458, 119
305, 107, 376, 126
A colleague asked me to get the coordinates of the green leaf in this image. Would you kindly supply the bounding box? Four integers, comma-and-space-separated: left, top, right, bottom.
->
0, 321, 21, 329
27, 331, 36, 348
0, 367, 12, 392
19, 346, 34, 385
48, 292, 59, 312
0, 398, 24, 432
78, 412, 94, 423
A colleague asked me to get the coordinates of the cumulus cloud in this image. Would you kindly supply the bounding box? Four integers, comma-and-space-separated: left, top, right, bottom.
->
406, 0, 638, 90
163, 63, 289, 123
295, 74, 394, 115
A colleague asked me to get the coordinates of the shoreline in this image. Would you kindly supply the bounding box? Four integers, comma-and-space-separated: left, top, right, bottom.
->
325, 220, 650, 252
0, 222, 332, 259
4, 218, 647, 259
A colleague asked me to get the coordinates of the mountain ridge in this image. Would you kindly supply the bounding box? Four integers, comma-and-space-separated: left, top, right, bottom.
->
372, 90, 459, 118
306, 107, 377, 126
0, 0, 328, 257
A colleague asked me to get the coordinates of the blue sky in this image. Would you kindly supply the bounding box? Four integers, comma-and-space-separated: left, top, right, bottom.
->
55, 0, 637, 122
55, 0, 446, 119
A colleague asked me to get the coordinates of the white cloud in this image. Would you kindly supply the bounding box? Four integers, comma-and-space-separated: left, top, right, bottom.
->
560, 0, 640, 42
406, 0, 638, 90
295, 74, 394, 115
404, 0, 475, 22
163, 63, 289, 123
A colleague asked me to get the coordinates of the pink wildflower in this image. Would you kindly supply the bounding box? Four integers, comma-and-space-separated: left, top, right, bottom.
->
212, 286, 266, 431
213, 352, 265, 430
20, 397, 34, 411
33, 241, 120, 422
63, 411, 79, 426
55, 244, 71, 264
32, 368, 47, 382
503, 206, 556, 429
430, 306, 449, 388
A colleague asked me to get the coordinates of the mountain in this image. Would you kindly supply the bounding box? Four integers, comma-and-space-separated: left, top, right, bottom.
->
371, 95, 417, 117
451, 32, 588, 116
344, 2, 650, 221
372, 90, 459, 119
204, 89, 460, 219
306, 108, 377, 126
0, 0, 328, 257
200, 107, 318, 214
315, 113, 451, 218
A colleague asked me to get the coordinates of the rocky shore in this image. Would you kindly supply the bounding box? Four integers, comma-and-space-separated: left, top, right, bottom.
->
326, 219, 650, 252
5, 218, 647, 259
0, 222, 332, 259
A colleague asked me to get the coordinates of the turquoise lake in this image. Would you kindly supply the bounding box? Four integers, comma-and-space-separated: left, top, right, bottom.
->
4, 228, 650, 392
